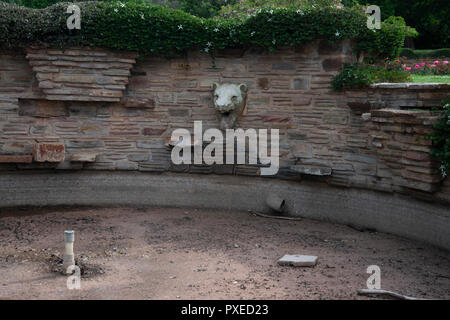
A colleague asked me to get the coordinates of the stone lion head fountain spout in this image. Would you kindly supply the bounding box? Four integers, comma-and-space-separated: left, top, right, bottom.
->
212, 83, 248, 130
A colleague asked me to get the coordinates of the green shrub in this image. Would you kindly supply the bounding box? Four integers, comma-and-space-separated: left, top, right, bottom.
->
331, 62, 411, 91
0, 1, 414, 59
429, 100, 450, 176
357, 16, 418, 60
331, 63, 376, 91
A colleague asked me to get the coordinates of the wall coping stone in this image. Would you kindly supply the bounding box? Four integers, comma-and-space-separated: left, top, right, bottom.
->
371, 83, 450, 90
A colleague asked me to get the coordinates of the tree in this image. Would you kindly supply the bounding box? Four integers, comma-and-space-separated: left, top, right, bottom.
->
349, 0, 449, 49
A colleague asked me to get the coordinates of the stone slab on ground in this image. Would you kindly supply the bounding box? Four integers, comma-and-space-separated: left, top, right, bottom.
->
278, 254, 318, 267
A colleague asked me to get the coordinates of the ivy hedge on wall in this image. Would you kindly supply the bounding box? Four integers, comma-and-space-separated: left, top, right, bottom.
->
0, 1, 414, 59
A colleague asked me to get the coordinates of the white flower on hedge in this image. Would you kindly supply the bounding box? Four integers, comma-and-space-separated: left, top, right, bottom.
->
251, 31, 255, 36
207, 42, 212, 47
140, 14, 145, 20
119, 2, 125, 7
178, 25, 183, 30
204, 47, 209, 53
335, 31, 340, 37
114, 8, 118, 13
296, 10, 304, 15
272, 39, 276, 45
214, 28, 219, 32
441, 165, 447, 177
269, 9, 274, 14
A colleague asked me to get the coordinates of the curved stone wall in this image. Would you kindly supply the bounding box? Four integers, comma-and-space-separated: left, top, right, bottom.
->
0, 171, 449, 250
0, 46, 449, 199
0, 45, 449, 250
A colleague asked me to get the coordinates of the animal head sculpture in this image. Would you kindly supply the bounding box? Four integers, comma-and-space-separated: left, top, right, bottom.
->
212, 83, 248, 130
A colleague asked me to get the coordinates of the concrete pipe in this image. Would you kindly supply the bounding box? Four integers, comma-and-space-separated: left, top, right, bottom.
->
266, 193, 285, 213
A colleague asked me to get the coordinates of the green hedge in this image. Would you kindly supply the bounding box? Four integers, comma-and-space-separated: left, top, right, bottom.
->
400, 48, 450, 59
0, 1, 414, 58
2, 0, 96, 8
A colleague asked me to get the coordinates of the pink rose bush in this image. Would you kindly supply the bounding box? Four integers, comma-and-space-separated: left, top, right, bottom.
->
402, 59, 450, 75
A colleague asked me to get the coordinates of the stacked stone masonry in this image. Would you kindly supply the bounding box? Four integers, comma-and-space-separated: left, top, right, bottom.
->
26, 47, 137, 102
365, 109, 442, 193
0, 42, 449, 204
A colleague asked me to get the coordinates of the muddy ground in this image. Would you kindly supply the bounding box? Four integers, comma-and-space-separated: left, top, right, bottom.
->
0, 207, 448, 300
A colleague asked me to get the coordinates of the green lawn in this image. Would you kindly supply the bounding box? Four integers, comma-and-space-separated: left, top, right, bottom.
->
411, 75, 450, 83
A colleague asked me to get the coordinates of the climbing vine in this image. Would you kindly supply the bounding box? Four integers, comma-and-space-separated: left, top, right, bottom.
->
430, 100, 450, 177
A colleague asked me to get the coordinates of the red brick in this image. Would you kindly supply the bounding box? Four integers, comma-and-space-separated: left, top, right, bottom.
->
33, 143, 65, 162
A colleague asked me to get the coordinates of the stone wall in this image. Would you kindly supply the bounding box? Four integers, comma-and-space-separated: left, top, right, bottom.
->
347, 83, 450, 111
0, 43, 449, 204
365, 109, 441, 193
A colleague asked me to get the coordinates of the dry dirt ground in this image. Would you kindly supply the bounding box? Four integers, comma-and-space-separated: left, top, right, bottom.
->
0, 207, 449, 300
